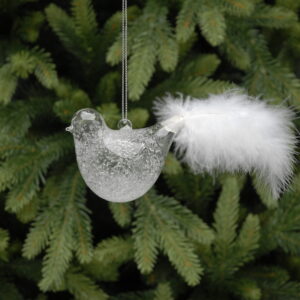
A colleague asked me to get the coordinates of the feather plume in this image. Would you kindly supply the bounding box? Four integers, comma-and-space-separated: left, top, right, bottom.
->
154, 91, 297, 199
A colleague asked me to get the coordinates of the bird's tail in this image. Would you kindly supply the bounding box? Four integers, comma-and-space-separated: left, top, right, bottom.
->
154, 91, 297, 199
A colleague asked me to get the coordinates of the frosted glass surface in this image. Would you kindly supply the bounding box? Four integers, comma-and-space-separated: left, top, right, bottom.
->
67, 108, 174, 202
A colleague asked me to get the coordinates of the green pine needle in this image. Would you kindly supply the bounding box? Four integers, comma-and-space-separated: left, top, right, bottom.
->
0, 65, 18, 105
134, 191, 204, 286
94, 236, 134, 265
71, 0, 98, 41
45, 4, 87, 61
154, 282, 173, 300
176, 0, 199, 42
109, 202, 133, 228
66, 269, 109, 300
198, 7, 226, 46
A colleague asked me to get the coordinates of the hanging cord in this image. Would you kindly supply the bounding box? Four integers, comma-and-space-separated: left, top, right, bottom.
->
121, 0, 128, 121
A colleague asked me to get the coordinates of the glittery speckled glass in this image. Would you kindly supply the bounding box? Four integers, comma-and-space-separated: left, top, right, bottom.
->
66, 109, 174, 202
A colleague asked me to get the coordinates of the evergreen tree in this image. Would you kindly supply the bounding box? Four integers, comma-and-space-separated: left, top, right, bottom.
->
0, 0, 300, 299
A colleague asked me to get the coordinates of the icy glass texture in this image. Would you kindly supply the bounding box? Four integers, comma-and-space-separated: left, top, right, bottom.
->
67, 109, 174, 202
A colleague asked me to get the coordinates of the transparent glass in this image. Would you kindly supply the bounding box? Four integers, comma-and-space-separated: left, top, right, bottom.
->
66, 108, 174, 202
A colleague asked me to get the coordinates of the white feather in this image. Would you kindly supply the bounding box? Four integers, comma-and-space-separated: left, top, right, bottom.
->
154, 91, 297, 199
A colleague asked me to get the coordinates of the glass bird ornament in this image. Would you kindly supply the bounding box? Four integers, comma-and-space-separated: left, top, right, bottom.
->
67, 91, 296, 203
66, 108, 178, 202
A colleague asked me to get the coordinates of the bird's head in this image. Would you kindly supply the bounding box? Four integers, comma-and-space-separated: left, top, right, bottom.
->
66, 108, 105, 141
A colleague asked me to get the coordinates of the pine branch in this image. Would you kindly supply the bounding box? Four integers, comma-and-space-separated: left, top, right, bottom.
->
0, 139, 33, 165
16, 195, 39, 223
38, 181, 76, 291
162, 153, 183, 176
73, 200, 93, 264
0, 229, 9, 252
206, 176, 259, 281
0, 281, 22, 300
111, 291, 153, 300
133, 195, 160, 274
9, 50, 35, 77
159, 222, 203, 286
222, 37, 251, 70
182, 54, 221, 77
66, 269, 109, 300
260, 190, 300, 255
97, 103, 120, 128
106, 35, 123, 66
39, 166, 92, 291
94, 236, 134, 266
45, 4, 87, 61
9, 258, 42, 283
213, 176, 241, 253
109, 202, 133, 228
250, 5, 297, 29
244, 31, 300, 107
128, 35, 157, 100
197, 6, 226, 46
0, 97, 53, 142
252, 176, 278, 208
53, 80, 91, 122
232, 214, 260, 269
101, 6, 141, 51
96, 71, 121, 104
260, 279, 300, 300
176, 0, 200, 42
84, 237, 132, 285
0, 64, 18, 104
3, 134, 72, 213
24, 165, 93, 291
154, 194, 214, 245
134, 191, 204, 286
83, 259, 120, 282
276, 0, 300, 11
157, 24, 178, 72
39, 224, 74, 292
179, 77, 236, 99
149, 73, 235, 102
0, 228, 9, 261
229, 278, 261, 300
0, 0, 35, 12
219, 0, 255, 16
53, 94, 91, 123
177, 32, 197, 60
30, 47, 58, 89
154, 282, 173, 300
23, 207, 60, 259
105, 7, 145, 66
1, 0, 300, 298
245, 267, 300, 300
162, 154, 216, 213
84, 239, 131, 283
17, 11, 45, 43
164, 168, 216, 217
127, 108, 149, 128
71, 0, 98, 42
107, 2, 178, 100
8, 47, 58, 89
5, 165, 43, 213
0, 109, 31, 144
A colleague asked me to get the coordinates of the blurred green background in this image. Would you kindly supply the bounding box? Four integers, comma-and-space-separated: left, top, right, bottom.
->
1, 0, 300, 299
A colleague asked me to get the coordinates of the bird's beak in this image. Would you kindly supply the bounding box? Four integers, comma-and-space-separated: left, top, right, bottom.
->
66, 125, 74, 133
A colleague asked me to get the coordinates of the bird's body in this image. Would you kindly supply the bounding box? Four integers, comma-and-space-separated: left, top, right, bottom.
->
67, 109, 174, 202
